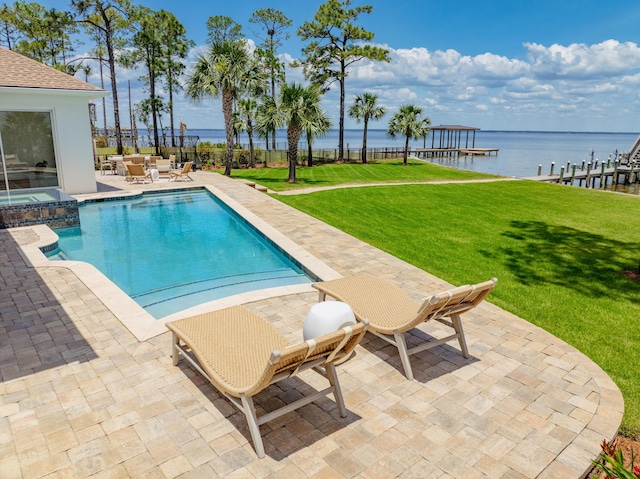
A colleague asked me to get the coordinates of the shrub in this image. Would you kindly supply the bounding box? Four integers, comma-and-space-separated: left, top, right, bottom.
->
592, 439, 640, 478
94, 136, 108, 148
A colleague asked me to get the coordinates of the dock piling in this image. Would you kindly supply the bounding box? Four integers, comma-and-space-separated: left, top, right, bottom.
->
538, 164, 542, 176
550, 162, 555, 175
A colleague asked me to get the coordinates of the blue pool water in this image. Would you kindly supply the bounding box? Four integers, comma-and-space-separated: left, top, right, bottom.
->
46, 189, 312, 318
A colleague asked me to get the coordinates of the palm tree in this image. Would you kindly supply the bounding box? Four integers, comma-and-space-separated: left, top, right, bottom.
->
256, 95, 279, 153
185, 40, 266, 176
304, 108, 331, 167
418, 117, 432, 148
348, 92, 385, 164
237, 98, 258, 167
387, 105, 429, 165
258, 82, 325, 182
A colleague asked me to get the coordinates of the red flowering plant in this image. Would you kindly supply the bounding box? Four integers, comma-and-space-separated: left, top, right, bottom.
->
593, 439, 640, 479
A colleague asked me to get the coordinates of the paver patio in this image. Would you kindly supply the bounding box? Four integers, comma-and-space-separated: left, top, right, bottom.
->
0, 171, 623, 478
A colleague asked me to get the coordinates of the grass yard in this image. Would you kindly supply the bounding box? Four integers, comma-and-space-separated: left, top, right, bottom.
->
276, 179, 640, 436
227, 159, 498, 191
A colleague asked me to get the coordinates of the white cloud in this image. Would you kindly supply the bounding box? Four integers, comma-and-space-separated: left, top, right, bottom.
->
525, 40, 640, 79
94, 36, 640, 131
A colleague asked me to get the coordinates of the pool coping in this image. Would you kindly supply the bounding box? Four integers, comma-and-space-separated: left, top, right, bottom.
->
12, 184, 341, 341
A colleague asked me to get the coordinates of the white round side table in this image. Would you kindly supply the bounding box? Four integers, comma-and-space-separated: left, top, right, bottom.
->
303, 301, 356, 340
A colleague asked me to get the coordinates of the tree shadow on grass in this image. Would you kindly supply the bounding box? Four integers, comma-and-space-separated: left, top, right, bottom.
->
495, 220, 640, 301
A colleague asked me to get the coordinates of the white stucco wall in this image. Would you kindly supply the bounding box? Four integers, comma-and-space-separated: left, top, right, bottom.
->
0, 87, 107, 194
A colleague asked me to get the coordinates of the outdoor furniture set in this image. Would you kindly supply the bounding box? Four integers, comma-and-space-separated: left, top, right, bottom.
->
101, 154, 193, 183
168, 275, 497, 458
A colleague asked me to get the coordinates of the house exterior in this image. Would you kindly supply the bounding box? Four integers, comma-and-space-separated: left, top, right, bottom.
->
0, 47, 108, 195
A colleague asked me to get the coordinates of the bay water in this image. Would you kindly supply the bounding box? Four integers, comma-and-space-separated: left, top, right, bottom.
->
187, 129, 638, 179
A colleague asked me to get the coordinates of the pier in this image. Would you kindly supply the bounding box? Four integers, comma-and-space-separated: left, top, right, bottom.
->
526, 134, 640, 188
410, 125, 499, 158
525, 159, 639, 188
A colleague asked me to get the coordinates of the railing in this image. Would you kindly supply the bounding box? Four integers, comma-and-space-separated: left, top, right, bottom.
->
195, 146, 408, 168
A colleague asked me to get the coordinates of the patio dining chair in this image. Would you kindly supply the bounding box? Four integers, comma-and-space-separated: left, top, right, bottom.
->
98, 156, 114, 175
167, 305, 368, 458
313, 275, 497, 380
169, 161, 193, 181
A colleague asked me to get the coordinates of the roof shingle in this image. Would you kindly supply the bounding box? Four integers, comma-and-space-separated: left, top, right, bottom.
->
0, 46, 103, 92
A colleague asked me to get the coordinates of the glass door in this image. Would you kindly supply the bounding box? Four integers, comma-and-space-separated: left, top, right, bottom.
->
0, 111, 59, 191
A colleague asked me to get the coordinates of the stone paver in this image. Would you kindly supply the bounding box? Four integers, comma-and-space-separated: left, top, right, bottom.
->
0, 171, 623, 478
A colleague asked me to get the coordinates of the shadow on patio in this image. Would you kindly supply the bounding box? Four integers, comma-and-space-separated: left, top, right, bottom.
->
0, 229, 97, 382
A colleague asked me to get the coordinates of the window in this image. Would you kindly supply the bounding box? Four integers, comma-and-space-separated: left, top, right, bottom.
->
0, 111, 58, 191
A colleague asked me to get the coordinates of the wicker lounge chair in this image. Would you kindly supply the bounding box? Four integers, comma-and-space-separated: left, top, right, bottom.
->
313, 275, 497, 380
124, 162, 153, 183
170, 161, 193, 181
167, 305, 368, 458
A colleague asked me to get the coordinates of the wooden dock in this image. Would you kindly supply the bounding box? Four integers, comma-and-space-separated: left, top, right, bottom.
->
411, 147, 499, 158
524, 163, 638, 188
411, 125, 499, 158
458, 148, 499, 156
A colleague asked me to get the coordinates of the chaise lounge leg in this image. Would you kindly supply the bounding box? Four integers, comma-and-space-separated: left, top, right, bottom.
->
240, 394, 265, 458
450, 313, 469, 358
171, 332, 180, 366
318, 291, 326, 301
324, 363, 347, 417
393, 332, 414, 380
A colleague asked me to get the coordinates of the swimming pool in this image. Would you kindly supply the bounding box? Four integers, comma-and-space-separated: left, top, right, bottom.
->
46, 189, 313, 318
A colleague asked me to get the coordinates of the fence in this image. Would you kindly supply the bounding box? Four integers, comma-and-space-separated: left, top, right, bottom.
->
94, 130, 408, 169
196, 146, 408, 168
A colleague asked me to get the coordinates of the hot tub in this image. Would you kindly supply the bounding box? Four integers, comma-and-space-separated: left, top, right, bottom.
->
0, 188, 79, 229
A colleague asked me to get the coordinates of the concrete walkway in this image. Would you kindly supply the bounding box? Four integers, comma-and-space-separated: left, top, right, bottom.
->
0, 170, 623, 478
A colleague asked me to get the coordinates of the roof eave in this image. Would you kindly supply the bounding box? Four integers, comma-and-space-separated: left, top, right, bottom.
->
0, 85, 110, 100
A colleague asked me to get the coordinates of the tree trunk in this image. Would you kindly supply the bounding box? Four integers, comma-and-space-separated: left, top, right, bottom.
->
99, 58, 107, 138
287, 124, 301, 182
404, 135, 409, 165
270, 75, 276, 150
102, 13, 123, 155
222, 89, 234, 176
338, 68, 345, 162
248, 121, 255, 168
270, 42, 276, 151
307, 137, 313, 167
149, 63, 160, 156
362, 116, 369, 164
168, 69, 176, 148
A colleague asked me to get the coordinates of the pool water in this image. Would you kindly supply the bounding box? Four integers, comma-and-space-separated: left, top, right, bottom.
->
46, 189, 312, 318
0, 190, 59, 206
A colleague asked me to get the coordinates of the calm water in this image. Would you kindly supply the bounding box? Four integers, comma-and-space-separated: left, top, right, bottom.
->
187, 128, 638, 179
47, 190, 311, 319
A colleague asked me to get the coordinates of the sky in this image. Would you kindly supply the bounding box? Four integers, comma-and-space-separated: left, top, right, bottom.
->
36, 0, 640, 132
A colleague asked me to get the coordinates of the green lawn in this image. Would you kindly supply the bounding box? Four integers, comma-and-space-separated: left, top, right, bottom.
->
276, 180, 640, 436
227, 159, 498, 191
